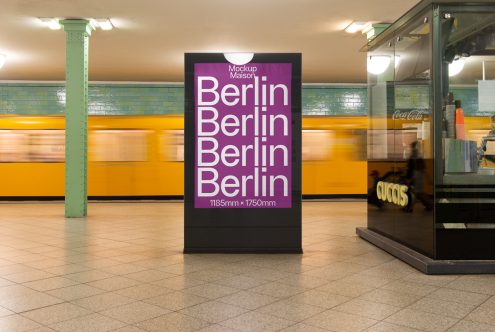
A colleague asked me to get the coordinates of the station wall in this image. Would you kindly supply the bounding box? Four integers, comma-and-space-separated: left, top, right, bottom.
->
0, 83, 368, 116
0, 83, 479, 116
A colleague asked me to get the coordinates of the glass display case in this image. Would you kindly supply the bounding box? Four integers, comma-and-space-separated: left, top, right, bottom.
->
435, 7, 495, 259
360, 0, 495, 271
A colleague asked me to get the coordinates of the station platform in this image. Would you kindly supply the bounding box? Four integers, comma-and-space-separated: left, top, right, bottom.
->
0, 201, 494, 331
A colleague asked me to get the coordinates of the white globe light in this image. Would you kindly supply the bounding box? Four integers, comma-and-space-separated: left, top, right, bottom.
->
224, 53, 254, 65
367, 55, 391, 75
449, 58, 465, 77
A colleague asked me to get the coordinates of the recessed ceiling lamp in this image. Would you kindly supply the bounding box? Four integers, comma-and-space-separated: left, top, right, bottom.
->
345, 21, 371, 33
224, 53, 254, 65
0, 54, 6, 69
449, 57, 465, 77
91, 19, 113, 30
367, 55, 391, 75
39, 18, 61, 30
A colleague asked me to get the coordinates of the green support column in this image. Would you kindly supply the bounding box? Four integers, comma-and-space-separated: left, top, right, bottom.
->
61, 20, 93, 218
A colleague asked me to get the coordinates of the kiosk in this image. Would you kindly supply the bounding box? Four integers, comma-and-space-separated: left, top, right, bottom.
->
357, 0, 495, 273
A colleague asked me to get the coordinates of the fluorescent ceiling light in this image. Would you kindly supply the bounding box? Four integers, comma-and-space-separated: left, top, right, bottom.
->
449, 58, 465, 77
367, 55, 391, 75
39, 18, 61, 30
345, 21, 370, 33
224, 53, 254, 65
0, 54, 6, 69
91, 18, 113, 30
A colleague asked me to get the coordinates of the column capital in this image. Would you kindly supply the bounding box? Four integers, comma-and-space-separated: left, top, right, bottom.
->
61, 19, 93, 36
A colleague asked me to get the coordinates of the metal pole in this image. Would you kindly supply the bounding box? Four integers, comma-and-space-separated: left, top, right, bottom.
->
61, 20, 92, 218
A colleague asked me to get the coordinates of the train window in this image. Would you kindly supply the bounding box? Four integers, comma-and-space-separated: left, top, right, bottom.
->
0, 130, 65, 162
394, 129, 418, 160
0, 130, 29, 162
89, 130, 149, 162
368, 128, 418, 161
368, 129, 387, 160
351, 129, 367, 161
162, 130, 184, 162
302, 130, 334, 161
303, 128, 367, 161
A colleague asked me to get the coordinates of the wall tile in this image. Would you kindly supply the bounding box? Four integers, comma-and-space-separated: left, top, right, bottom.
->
1, 83, 477, 117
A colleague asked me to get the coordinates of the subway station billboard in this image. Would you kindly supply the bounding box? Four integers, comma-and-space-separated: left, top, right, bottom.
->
194, 62, 292, 209
184, 53, 301, 253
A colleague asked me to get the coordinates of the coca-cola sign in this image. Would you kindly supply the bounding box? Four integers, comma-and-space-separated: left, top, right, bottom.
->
392, 109, 430, 120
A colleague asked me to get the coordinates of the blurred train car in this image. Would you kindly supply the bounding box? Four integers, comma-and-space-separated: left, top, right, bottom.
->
2, 115, 492, 199
302, 117, 367, 195
0, 115, 369, 199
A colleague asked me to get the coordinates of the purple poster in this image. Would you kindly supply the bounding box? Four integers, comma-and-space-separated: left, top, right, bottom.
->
194, 63, 292, 208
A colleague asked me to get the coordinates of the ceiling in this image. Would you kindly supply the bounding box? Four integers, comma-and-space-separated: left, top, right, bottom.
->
0, 0, 419, 83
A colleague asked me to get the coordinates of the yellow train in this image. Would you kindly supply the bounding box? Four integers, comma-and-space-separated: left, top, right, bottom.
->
0, 115, 368, 198
1, 115, 493, 198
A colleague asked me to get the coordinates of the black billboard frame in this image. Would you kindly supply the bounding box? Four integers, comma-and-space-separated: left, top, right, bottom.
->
184, 53, 302, 253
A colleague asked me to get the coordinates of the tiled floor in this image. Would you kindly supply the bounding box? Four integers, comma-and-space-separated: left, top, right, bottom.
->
0, 201, 494, 331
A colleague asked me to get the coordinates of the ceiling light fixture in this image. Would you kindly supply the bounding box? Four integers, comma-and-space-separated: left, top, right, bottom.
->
0, 54, 6, 69
367, 55, 391, 75
39, 18, 61, 30
449, 57, 465, 77
345, 21, 371, 33
224, 53, 254, 65
91, 19, 113, 30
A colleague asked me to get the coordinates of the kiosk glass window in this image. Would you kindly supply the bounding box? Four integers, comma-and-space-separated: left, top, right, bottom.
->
367, 12, 435, 257
394, 14, 434, 197
441, 11, 495, 185
395, 13, 434, 256
368, 38, 395, 162
436, 8, 495, 231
